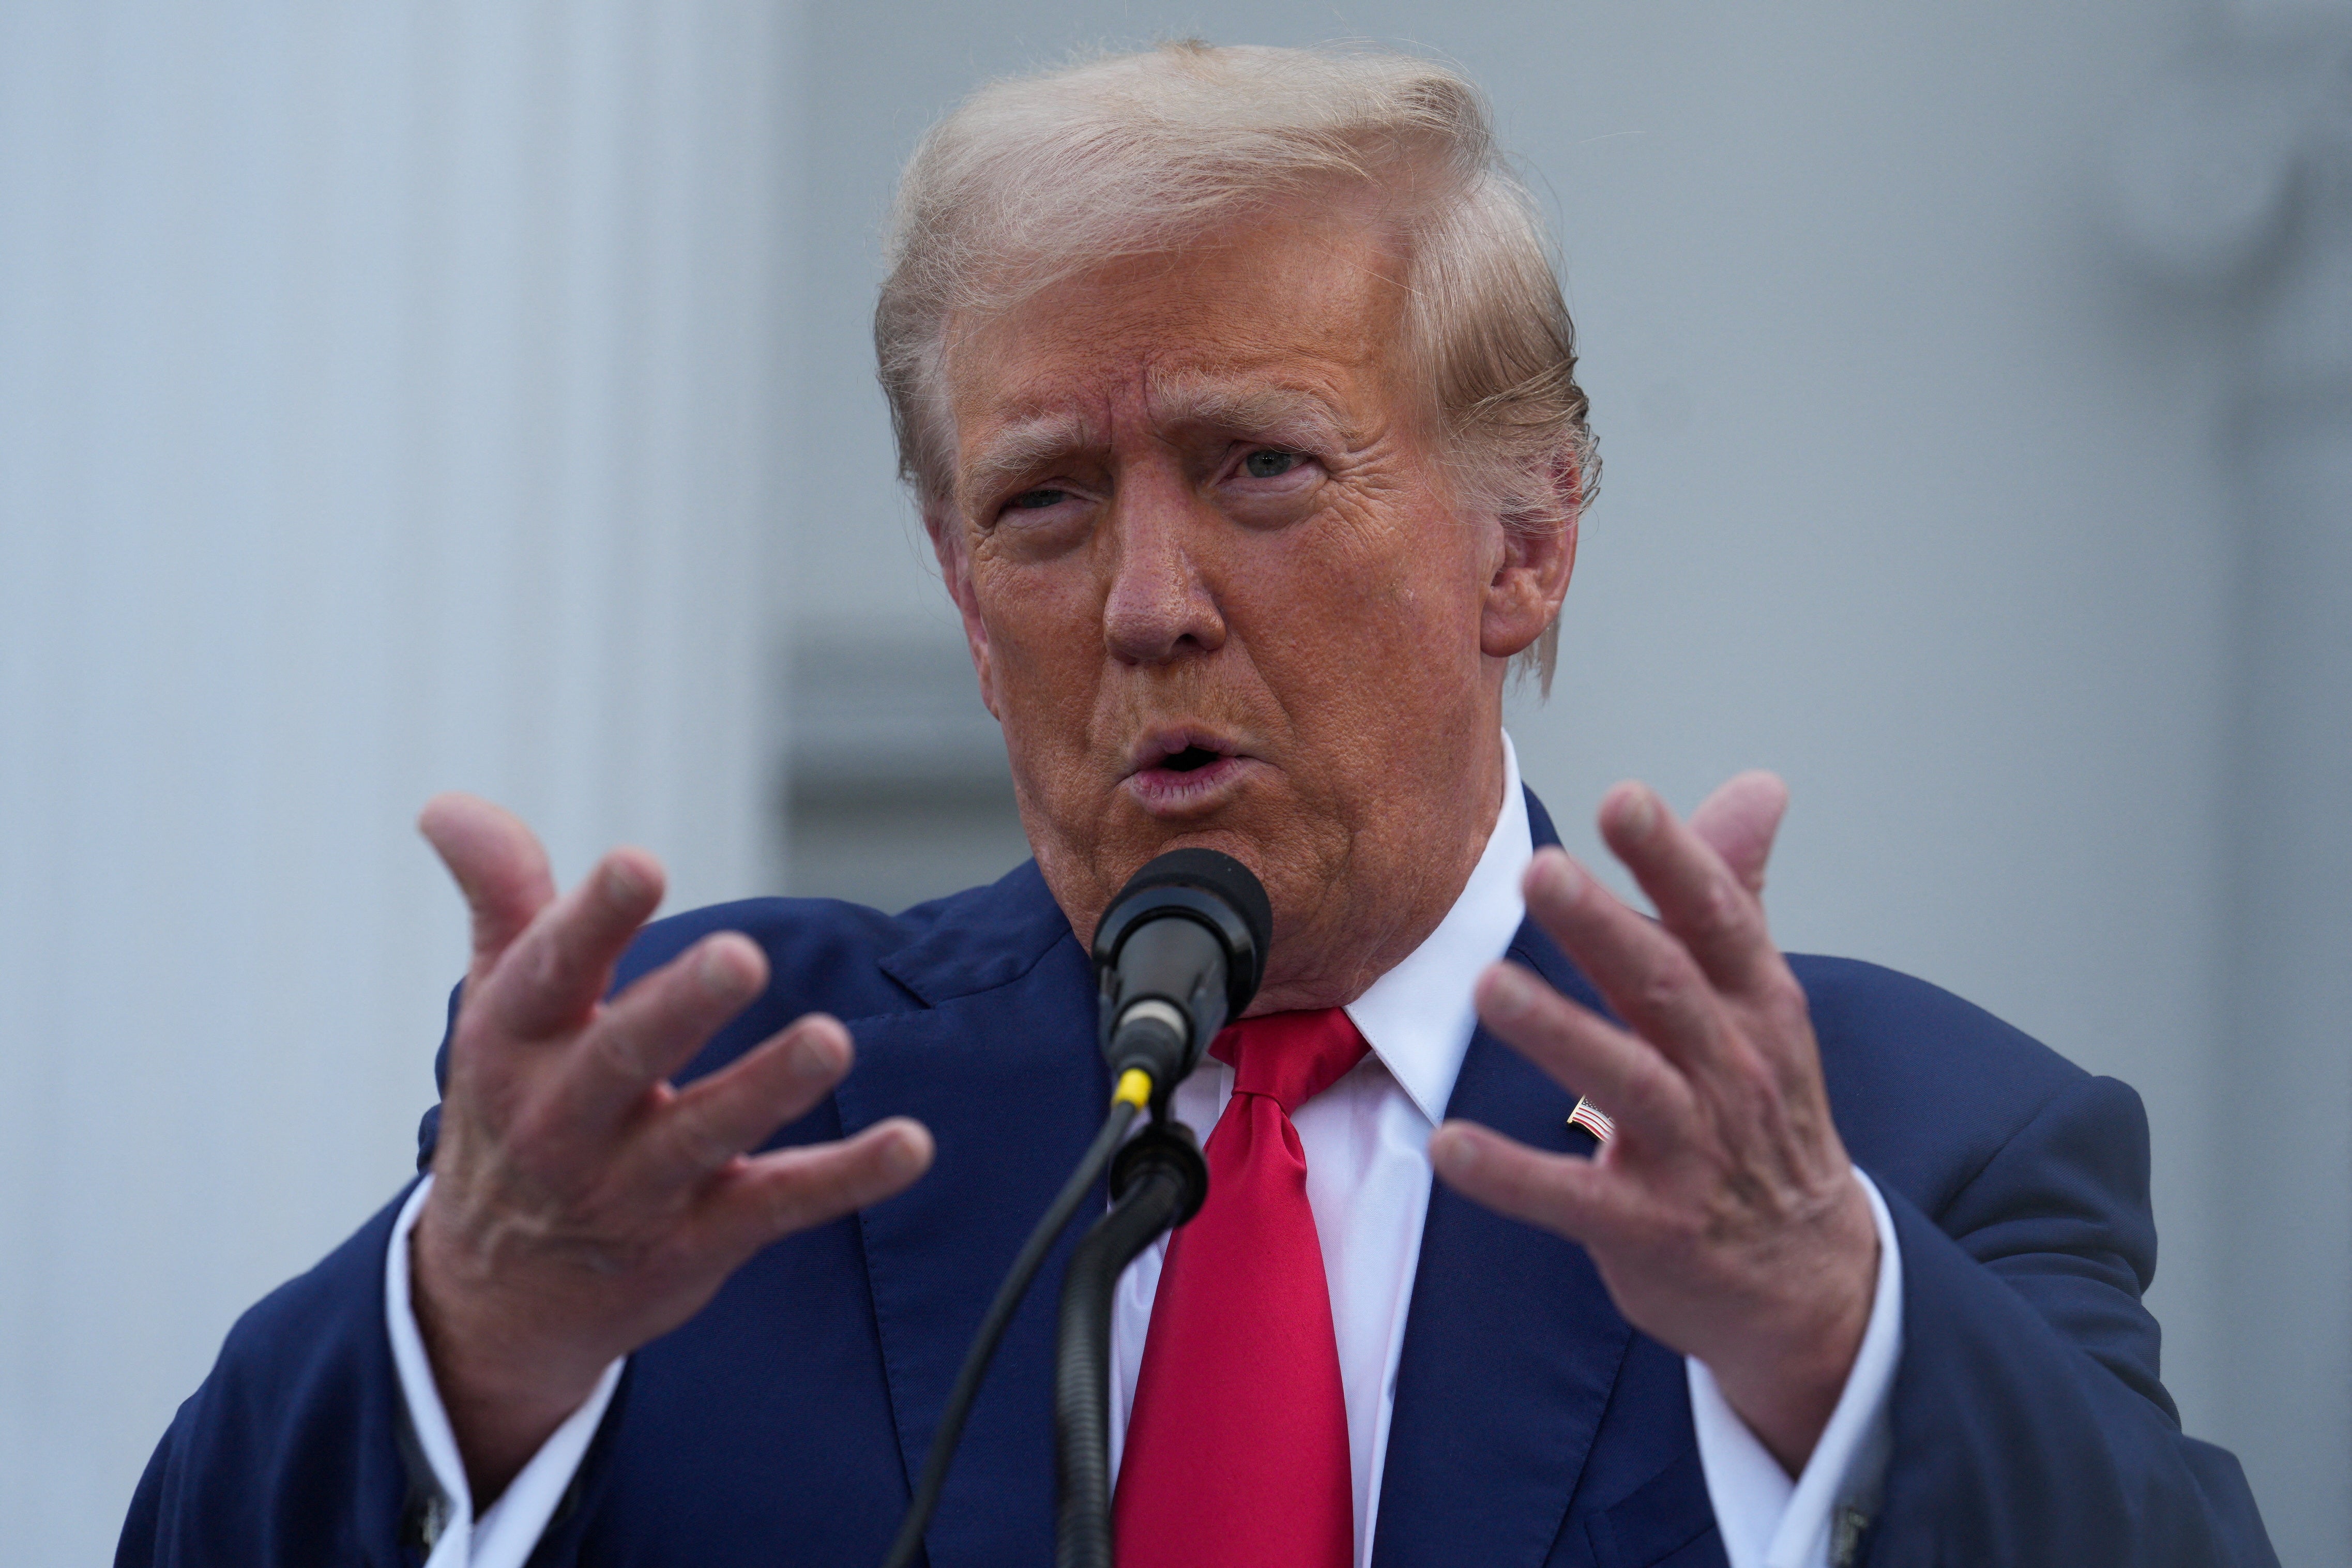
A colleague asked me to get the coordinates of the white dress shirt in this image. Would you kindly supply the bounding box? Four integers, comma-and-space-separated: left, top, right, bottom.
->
388, 733, 1903, 1568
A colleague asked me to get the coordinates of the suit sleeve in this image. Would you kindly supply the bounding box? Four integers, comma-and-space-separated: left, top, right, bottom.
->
1864, 1074, 2275, 1567
114, 1184, 434, 1567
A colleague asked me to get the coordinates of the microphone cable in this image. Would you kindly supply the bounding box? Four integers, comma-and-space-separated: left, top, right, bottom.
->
877, 1067, 1152, 1568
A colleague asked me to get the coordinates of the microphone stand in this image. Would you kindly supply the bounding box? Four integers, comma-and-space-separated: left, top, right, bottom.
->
1052, 1119, 1207, 1568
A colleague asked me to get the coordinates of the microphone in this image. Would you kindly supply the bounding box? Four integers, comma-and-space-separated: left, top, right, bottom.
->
882, 846, 1270, 1568
1091, 847, 1272, 1100
1053, 848, 1264, 1568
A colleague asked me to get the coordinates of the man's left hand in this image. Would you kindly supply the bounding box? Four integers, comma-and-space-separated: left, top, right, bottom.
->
1428, 771, 1878, 1475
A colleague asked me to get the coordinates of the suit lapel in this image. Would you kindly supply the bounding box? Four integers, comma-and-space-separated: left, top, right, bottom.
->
1371, 798, 1638, 1568
830, 865, 1107, 1568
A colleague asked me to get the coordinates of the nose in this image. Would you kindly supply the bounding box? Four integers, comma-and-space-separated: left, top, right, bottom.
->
1100, 474, 1226, 666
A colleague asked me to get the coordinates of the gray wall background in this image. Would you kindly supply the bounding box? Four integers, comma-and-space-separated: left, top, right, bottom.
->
0, 4, 797, 1561
3, 1, 2345, 1563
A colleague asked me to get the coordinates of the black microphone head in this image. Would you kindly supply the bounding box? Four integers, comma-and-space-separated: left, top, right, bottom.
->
1091, 849, 1272, 1091
1094, 847, 1270, 1017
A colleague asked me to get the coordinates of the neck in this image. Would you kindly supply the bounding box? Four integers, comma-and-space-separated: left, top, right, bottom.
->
1242, 730, 1509, 1016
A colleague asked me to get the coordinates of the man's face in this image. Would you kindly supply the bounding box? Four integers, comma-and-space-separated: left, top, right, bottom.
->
933, 209, 1571, 1009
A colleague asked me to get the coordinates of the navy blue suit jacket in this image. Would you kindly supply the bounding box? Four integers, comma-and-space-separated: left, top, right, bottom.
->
120, 793, 2274, 1566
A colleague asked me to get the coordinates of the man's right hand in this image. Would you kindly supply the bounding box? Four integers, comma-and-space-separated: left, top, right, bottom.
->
409, 794, 934, 1504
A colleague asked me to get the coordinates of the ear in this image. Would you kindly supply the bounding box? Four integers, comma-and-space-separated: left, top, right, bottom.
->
1478, 460, 1580, 660
924, 500, 1000, 719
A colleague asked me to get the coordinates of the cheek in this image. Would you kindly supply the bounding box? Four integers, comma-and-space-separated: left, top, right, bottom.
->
970, 557, 1104, 723
1252, 502, 1486, 666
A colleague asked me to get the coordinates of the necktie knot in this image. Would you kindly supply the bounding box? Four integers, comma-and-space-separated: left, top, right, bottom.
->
1209, 1008, 1370, 1115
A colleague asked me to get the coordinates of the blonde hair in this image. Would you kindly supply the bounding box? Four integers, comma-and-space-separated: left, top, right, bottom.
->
875, 40, 1596, 684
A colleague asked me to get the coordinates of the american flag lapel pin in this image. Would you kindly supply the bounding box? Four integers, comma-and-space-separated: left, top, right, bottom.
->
1568, 1096, 1615, 1144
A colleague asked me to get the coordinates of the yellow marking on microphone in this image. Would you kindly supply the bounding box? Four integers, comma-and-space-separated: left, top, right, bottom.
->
1113, 1068, 1152, 1109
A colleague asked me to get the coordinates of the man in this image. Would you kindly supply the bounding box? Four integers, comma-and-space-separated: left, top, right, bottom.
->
121, 43, 2273, 1568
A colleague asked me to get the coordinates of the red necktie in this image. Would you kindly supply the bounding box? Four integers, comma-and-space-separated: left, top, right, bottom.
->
1113, 1008, 1370, 1568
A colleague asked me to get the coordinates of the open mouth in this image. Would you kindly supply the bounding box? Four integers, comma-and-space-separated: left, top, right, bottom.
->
1125, 732, 1254, 815
1159, 745, 1224, 774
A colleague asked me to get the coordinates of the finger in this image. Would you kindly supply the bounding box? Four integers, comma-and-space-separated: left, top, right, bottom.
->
1596, 782, 1781, 996
693, 1118, 934, 1258
418, 793, 557, 969
1520, 848, 1735, 1075
630, 1013, 854, 1185
1686, 770, 1789, 896
479, 846, 666, 1039
1428, 1120, 1636, 1245
1475, 961, 1694, 1138
539, 932, 769, 1135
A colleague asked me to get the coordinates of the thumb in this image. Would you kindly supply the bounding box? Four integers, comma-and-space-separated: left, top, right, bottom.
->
1687, 770, 1789, 896
418, 793, 558, 969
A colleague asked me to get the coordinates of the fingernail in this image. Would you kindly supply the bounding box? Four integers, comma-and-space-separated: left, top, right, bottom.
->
1431, 1126, 1478, 1176
1616, 786, 1657, 841
1535, 852, 1584, 903
885, 1123, 931, 1177
604, 858, 649, 908
790, 1030, 844, 1082
697, 940, 748, 998
1484, 964, 1538, 1021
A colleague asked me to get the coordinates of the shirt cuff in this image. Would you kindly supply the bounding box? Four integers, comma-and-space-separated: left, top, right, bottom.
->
386, 1174, 626, 1568
1686, 1167, 1903, 1568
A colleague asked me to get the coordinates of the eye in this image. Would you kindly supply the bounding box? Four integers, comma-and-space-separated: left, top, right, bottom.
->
1240, 448, 1303, 479
1006, 486, 1070, 512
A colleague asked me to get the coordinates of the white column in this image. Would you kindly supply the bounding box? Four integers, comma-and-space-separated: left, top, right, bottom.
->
0, 4, 798, 1560
2217, 187, 2352, 1563
2112, 24, 2352, 1552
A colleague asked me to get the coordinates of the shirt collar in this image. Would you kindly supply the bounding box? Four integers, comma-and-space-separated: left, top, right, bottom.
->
1343, 732, 1533, 1126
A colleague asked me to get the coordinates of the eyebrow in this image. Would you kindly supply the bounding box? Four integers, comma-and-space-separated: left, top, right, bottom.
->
958, 412, 1098, 512
957, 377, 1352, 511
1142, 376, 1350, 451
